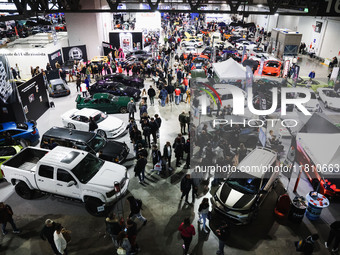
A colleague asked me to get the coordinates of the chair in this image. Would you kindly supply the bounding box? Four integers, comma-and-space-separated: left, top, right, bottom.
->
274, 194, 291, 219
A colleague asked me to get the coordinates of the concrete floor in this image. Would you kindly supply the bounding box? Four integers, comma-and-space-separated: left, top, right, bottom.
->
0, 50, 340, 255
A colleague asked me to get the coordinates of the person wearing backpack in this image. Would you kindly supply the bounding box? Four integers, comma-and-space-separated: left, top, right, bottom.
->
127, 196, 147, 226
178, 217, 195, 255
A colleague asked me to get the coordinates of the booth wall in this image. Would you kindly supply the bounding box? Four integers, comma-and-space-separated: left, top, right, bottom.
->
318, 19, 340, 60
277, 16, 299, 31
0, 37, 68, 79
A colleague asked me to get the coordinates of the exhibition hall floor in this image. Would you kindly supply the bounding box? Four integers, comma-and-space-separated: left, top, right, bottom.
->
0, 55, 339, 255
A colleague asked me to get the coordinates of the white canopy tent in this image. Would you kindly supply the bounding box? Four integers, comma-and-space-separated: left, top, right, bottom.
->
212, 58, 246, 80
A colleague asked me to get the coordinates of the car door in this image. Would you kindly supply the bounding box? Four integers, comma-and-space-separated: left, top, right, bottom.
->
71, 115, 89, 131
55, 169, 81, 199
37, 164, 56, 192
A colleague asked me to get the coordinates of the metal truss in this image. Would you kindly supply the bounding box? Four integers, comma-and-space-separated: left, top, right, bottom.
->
0, 0, 336, 22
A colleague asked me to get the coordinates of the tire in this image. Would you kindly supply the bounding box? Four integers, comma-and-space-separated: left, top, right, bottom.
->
181, 43, 185, 47
67, 123, 76, 129
97, 129, 106, 139
85, 197, 106, 216
15, 181, 34, 200
194, 44, 198, 48
239, 46, 243, 50
119, 107, 127, 113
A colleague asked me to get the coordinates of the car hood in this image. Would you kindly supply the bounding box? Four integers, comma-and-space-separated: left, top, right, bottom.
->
216, 182, 256, 210
102, 141, 126, 156
87, 161, 126, 188
303, 99, 319, 108
98, 116, 123, 131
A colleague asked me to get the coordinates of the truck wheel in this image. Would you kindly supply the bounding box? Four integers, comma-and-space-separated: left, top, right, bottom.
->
85, 197, 106, 216
15, 181, 34, 200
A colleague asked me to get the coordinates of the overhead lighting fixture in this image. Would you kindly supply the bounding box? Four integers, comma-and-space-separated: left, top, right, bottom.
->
274, 13, 279, 16
257, 4, 263, 7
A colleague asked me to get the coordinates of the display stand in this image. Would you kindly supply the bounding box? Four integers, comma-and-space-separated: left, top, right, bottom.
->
305, 192, 329, 220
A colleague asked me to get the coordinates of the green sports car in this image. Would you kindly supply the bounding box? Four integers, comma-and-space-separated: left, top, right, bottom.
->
76, 93, 130, 114
287, 76, 332, 92
0, 145, 23, 179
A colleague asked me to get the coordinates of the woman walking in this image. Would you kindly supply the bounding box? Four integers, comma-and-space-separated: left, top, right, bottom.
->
178, 217, 195, 255
198, 198, 210, 233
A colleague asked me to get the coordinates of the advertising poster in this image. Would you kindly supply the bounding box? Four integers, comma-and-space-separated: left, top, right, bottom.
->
48, 49, 63, 69
119, 32, 133, 52
102, 41, 115, 56
17, 73, 49, 121
62, 45, 88, 62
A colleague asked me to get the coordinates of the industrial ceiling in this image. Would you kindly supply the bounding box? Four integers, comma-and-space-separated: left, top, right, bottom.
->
0, 0, 338, 22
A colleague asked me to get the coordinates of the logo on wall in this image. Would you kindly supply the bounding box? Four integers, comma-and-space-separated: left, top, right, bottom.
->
68, 47, 83, 60
0, 60, 13, 103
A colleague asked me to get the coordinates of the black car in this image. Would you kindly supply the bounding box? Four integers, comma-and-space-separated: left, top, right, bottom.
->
89, 81, 141, 100
100, 73, 144, 89
62, 60, 76, 74
40, 127, 130, 164
125, 49, 151, 58
198, 116, 259, 148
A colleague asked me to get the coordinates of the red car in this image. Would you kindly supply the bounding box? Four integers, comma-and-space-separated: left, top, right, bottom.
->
262, 60, 281, 76
55, 24, 67, 31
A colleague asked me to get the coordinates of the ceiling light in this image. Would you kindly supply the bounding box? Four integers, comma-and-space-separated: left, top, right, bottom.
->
274, 13, 279, 16
257, 4, 263, 7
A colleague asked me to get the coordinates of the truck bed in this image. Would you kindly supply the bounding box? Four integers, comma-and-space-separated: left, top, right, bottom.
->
2, 147, 48, 171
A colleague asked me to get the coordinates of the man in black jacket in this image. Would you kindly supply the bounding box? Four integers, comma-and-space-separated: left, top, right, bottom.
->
180, 174, 193, 205
134, 154, 147, 183
40, 219, 61, 255
149, 117, 159, 144
216, 221, 229, 255
147, 86, 156, 106
89, 117, 98, 132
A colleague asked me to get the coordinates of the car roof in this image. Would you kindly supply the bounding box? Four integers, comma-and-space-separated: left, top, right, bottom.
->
237, 147, 277, 178
50, 79, 64, 85
92, 93, 113, 99
43, 126, 95, 143
75, 108, 101, 116
42, 146, 87, 168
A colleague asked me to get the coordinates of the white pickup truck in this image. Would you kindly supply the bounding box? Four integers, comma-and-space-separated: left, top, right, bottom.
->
1, 146, 129, 216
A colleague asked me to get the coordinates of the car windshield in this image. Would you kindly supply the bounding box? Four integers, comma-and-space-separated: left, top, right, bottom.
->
92, 112, 107, 123
325, 90, 340, 98
266, 62, 279, 68
226, 171, 261, 194
71, 153, 104, 183
52, 84, 66, 91
87, 134, 106, 152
